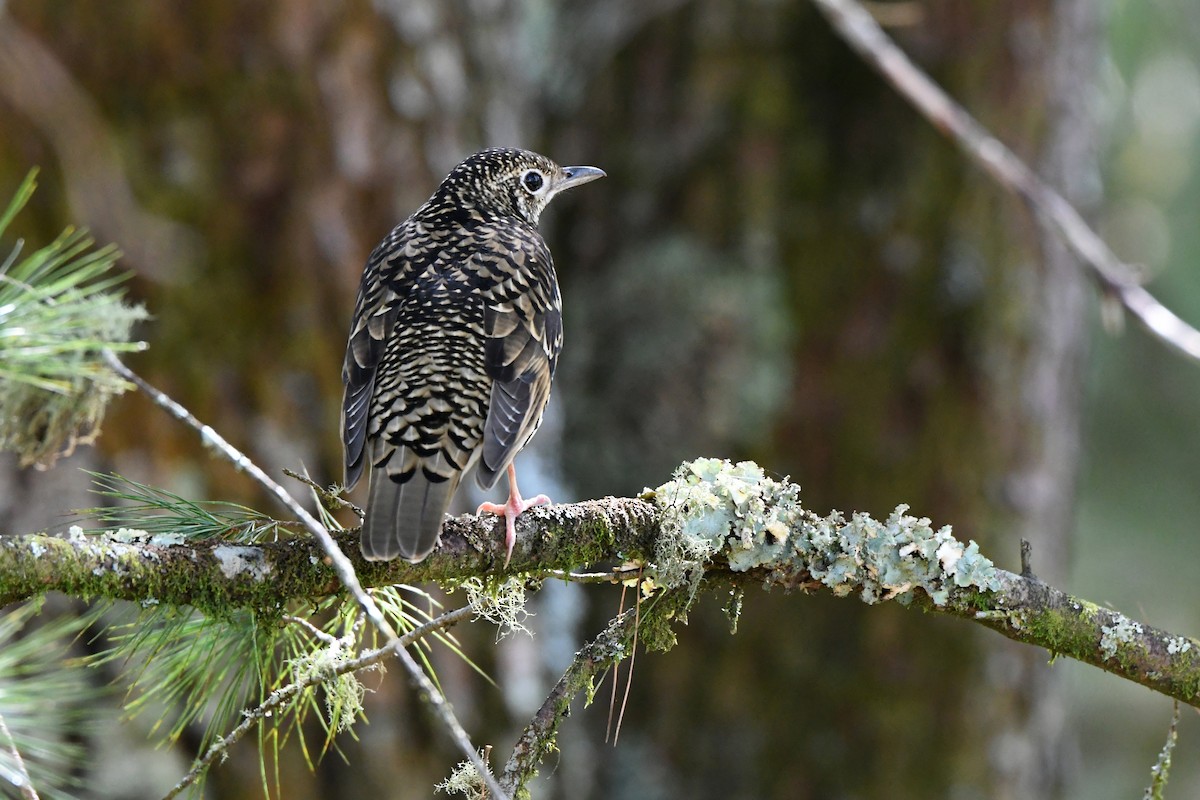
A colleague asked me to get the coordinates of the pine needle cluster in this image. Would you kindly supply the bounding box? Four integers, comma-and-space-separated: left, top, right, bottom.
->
0, 170, 147, 468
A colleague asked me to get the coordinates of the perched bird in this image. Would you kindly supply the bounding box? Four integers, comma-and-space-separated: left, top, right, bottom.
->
342, 148, 605, 563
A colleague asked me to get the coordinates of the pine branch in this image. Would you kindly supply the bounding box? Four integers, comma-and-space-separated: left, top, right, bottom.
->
164, 605, 475, 799
101, 354, 508, 800
0, 170, 146, 469
0, 601, 102, 799
0, 713, 39, 800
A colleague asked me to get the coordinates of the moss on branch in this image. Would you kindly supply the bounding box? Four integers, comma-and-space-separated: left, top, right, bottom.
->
933, 571, 1200, 703
0, 497, 661, 614
2, 459, 1197, 710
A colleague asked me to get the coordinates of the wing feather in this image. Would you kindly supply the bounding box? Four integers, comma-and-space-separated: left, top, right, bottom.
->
476, 238, 562, 490
341, 224, 413, 489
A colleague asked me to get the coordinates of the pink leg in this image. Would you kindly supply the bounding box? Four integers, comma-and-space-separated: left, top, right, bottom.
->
476, 463, 551, 566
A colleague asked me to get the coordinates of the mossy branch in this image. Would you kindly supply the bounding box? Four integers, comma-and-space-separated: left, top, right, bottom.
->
3, 462, 1198, 719
0, 498, 659, 614
500, 603, 640, 798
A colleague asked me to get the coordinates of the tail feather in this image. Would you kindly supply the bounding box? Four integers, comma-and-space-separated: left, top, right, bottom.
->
362, 469, 458, 562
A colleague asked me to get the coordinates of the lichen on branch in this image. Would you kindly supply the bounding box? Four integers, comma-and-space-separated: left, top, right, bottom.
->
2, 459, 1198, 712
648, 457, 1002, 605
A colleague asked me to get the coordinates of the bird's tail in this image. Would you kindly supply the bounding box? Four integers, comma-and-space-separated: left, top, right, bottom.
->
362, 469, 457, 562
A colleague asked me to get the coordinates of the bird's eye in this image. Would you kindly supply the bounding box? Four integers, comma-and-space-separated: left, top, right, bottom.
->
521, 170, 545, 193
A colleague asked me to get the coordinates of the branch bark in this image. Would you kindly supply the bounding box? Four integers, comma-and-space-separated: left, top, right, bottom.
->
3, 490, 1198, 710
0, 497, 658, 613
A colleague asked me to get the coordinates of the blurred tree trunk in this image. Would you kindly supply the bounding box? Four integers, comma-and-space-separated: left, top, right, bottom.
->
553, 1, 1098, 798
0, 0, 1098, 798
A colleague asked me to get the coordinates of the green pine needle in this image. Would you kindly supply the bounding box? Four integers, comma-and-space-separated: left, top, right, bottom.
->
92, 605, 275, 757
0, 169, 148, 468
69, 472, 475, 796
84, 471, 286, 544
0, 601, 108, 800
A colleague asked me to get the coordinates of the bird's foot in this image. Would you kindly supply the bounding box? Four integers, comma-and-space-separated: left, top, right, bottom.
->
477, 490, 550, 567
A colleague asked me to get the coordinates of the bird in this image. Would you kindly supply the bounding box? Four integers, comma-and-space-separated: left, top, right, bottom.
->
341, 147, 605, 564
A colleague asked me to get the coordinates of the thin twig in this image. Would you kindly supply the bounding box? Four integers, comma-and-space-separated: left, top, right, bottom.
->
1143, 700, 1179, 800
810, 0, 1200, 362
605, 583, 628, 743
102, 351, 507, 800
282, 467, 364, 519
0, 712, 39, 800
281, 614, 339, 646
500, 605, 645, 794
547, 566, 645, 584
165, 605, 475, 799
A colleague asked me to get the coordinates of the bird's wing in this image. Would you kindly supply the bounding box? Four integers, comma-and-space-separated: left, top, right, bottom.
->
476, 236, 563, 490
341, 222, 416, 489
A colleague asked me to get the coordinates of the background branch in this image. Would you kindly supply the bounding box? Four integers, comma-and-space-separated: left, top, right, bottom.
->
811, 0, 1200, 362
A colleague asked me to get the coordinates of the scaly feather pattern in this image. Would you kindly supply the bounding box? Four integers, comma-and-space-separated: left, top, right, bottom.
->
342, 148, 604, 562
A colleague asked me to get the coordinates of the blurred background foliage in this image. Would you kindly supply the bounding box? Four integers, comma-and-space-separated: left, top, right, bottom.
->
0, 0, 1197, 798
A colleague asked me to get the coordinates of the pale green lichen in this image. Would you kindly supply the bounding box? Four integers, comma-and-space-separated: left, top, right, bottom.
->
435, 750, 493, 799
148, 532, 186, 547
211, 545, 273, 581
1166, 636, 1193, 655
462, 576, 532, 639
1100, 615, 1145, 661
288, 637, 366, 734
651, 458, 1002, 607
109, 528, 153, 543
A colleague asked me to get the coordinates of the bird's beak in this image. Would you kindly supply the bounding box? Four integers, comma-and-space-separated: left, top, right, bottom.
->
555, 165, 606, 193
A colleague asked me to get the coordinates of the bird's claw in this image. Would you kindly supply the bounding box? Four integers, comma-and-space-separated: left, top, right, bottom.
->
477, 486, 551, 567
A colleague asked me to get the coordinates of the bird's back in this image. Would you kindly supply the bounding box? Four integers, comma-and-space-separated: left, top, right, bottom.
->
343, 207, 557, 561
342, 148, 600, 563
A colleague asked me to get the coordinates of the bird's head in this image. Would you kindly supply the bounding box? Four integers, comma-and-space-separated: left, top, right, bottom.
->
439, 148, 605, 226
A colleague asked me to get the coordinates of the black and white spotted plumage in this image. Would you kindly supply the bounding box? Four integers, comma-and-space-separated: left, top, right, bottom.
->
342, 148, 604, 562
